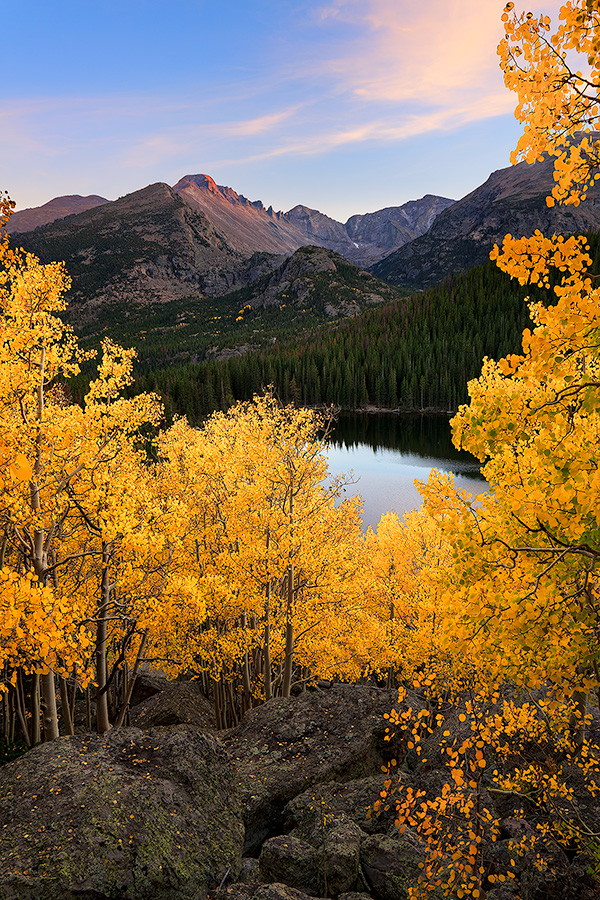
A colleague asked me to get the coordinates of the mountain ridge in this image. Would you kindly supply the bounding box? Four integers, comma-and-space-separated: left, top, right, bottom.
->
372, 154, 600, 289
11, 175, 455, 272
6, 194, 109, 234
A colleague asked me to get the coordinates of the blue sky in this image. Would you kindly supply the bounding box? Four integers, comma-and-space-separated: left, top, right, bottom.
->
3, 0, 560, 222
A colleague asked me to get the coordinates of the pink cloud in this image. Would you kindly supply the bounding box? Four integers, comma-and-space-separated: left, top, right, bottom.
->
316, 0, 563, 105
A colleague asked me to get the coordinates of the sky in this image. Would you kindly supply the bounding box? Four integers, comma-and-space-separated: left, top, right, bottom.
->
3, 0, 561, 223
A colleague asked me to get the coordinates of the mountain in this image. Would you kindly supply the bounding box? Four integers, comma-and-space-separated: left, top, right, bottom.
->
227, 244, 399, 320
172, 174, 307, 256
344, 195, 455, 267
9, 182, 280, 320
11, 177, 453, 317
6, 194, 108, 233
173, 174, 454, 267
67, 246, 402, 382
372, 154, 600, 290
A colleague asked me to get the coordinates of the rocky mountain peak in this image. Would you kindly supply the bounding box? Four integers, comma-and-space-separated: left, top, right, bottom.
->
176, 173, 221, 195
371, 153, 600, 290
174, 174, 250, 207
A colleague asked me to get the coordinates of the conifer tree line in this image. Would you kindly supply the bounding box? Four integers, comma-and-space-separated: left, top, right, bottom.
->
133, 258, 569, 422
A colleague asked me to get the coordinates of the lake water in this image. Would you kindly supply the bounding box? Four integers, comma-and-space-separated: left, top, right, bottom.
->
325, 412, 488, 530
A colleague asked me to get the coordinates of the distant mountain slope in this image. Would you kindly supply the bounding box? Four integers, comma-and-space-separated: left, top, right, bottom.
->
372, 155, 600, 290
174, 174, 454, 267
231, 244, 399, 319
172, 174, 308, 256
10, 182, 283, 319
7, 194, 108, 233
134, 256, 548, 422
12, 176, 454, 312
344, 195, 455, 267
65, 246, 402, 390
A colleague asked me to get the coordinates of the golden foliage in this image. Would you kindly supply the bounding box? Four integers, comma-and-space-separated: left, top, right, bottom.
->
500, 0, 600, 206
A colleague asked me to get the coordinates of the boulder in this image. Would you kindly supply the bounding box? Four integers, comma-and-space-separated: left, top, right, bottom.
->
129, 681, 215, 730
338, 894, 374, 900
360, 833, 426, 900
260, 819, 363, 899
0, 725, 243, 900
237, 858, 260, 884
221, 885, 327, 900
259, 836, 320, 896
283, 775, 397, 838
226, 685, 405, 853
315, 819, 363, 897
129, 671, 170, 708
484, 889, 521, 900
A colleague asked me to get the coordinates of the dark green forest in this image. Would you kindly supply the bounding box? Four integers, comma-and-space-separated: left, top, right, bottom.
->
131, 260, 539, 421
66, 233, 600, 423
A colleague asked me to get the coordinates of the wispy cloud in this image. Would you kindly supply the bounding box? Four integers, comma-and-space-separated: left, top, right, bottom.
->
314, 0, 502, 105
208, 90, 517, 169
216, 105, 308, 137
312, 0, 562, 105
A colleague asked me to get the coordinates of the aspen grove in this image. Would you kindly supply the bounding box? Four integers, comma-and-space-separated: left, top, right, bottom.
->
0, 188, 442, 740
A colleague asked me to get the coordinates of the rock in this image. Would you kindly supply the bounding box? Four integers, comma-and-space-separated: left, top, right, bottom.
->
360, 833, 425, 900
316, 819, 363, 897
129, 671, 170, 708
0, 725, 243, 900
237, 858, 260, 884
129, 681, 215, 729
259, 836, 320, 896
226, 684, 405, 854
338, 894, 374, 900
221, 884, 327, 900
484, 889, 520, 900
283, 776, 398, 838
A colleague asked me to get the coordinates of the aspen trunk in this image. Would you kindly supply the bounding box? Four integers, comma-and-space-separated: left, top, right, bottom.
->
14, 672, 31, 747
69, 677, 78, 724
59, 676, 75, 736
2, 691, 8, 742
40, 672, 59, 741
30, 346, 60, 741
114, 630, 148, 728
95, 550, 111, 733
282, 564, 294, 699
240, 612, 251, 713
85, 686, 92, 731
264, 584, 272, 701
282, 479, 295, 700
386, 601, 395, 689
30, 674, 41, 744
242, 652, 252, 713
212, 677, 223, 731
225, 677, 238, 726
5, 691, 15, 744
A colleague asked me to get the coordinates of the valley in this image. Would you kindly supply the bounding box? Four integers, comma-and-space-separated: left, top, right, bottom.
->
10, 152, 600, 422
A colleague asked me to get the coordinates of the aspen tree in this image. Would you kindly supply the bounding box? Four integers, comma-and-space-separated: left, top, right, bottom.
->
378, 7, 600, 897
416, 2, 600, 701
0, 205, 165, 738
152, 396, 371, 724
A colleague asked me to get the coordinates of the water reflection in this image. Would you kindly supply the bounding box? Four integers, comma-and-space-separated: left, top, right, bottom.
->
325, 413, 488, 531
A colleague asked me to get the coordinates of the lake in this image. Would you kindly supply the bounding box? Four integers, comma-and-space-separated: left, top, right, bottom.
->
325, 412, 488, 530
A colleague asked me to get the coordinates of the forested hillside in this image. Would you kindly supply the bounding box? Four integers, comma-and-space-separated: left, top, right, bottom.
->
131, 258, 543, 420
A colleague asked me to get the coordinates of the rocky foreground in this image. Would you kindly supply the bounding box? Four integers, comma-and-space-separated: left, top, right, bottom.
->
0, 681, 598, 900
